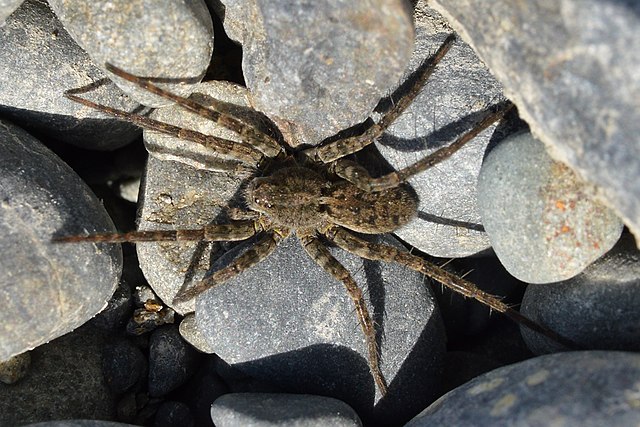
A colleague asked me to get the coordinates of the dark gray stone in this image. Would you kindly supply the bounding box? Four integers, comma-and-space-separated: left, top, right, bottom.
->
153, 401, 194, 427
223, 0, 414, 146
0, 0, 142, 149
102, 339, 147, 393
521, 232, 640, 354
431, 0, 640, 247
0, 119, 121, 361
148, 325, 200, 397
195, 234, 445, 426
477, 131, 623, 283
378, 1, 501, 258
405, 351, 640, 427
0, 324, 117, 425
210, 393, 362, 427
0, 351, 30, 384
48, 0, 214, 107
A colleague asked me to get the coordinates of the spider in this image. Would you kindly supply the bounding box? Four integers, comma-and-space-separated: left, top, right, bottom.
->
55, 34, 572, 396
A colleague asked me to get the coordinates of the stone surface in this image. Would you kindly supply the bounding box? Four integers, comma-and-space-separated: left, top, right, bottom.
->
178, 313, 215, 354
405, 351, 640, 426
0, 0, 22, 23
0, 0, 142, 149
431, 0, 640, 245
477, 131, 623, 283
154, 401, 194, 427
0, 351, 31, 384
102, 339, 146, 394
223, 0, 414, 146
195, 234, 445, 426
521, 231, 640, 354
210, 393, 362, 427
48, 0, 214, 107
377, 1, 503, 258
0, 119, 122, 361
0, 324, 117, 425
148, 325, 200, 397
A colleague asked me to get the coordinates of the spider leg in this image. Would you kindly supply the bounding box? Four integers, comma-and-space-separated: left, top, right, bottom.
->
306, 34, 456, 164
52, 220, 260, 243
105, 63, 283, 158
298, 230, 388, 396
324, 225, 580, 349
65, 91, 264, 168
172, 229, 289, 304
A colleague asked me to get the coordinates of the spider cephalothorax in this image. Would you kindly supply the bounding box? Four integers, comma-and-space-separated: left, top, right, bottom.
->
55, 34, 574, 395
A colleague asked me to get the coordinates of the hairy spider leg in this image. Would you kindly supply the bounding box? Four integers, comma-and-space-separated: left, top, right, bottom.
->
104, 63, 282, 158
324, 225, 579, 349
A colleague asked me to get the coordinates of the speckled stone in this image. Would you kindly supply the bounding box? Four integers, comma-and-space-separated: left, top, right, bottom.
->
430, 0, 640, 247
222, 0, 414, 146
0, 119, 121, 361
47, 0, 214, 107
521, 232, 640, 354
148, 325, 200, 397
0, 0, 142, 149
477, 131, 623, 283
0, 351, 31, 384
210, 393, 362, 427
405, 351, 640, 426
0, 0, 22, 23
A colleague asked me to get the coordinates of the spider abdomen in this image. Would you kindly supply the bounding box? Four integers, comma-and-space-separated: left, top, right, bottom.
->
325, 181, 418, 234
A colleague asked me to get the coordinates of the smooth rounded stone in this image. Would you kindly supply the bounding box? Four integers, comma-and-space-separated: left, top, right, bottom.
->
405, 351, 640, 426
48, 0, 214, 107
137, 81, 249, 314
0, 351, 31, 384
148, 325, 200, 397
178, 313, 215, 354
521, 232, 640, 354
0, 0, 142, 149
223, 0, 414, 146
210, 393, 362, 427
0, 119, 122, 361
25, 422, 140, 427
477, 131, 623, 284
195, 234, 445, 425
0, 0, 22, 23
430, 1, 640, 248
153, 401, 194, 427
102, 339, 147, 394
377, 1, 501, 258
0, 324, 117, 425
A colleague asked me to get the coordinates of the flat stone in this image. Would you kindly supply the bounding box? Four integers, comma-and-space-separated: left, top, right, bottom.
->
0, 0, 142, 149
405, 351, 640, 426
431, 0, 640, 246
0, 119, 121, 361
195, 234, 445, 426
521, 231, 640, 353
48, 0, 214, 107
477, 131, 623, 283
210, 393, 362, 427
223, 0, 414, 145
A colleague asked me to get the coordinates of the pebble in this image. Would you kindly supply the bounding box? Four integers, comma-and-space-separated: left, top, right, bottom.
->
210, 393, 363, 427
0, 351, 31, 384
405, 351, 640, 426
148, 325, 200, 397
0, 0, 142, 150
377, 1, 502, 258
430, 0, 640, 249
0, 0, 21, 23
521, 231, 640, 353
222, 0, 414, 146
47, 0, 214, 107
477, 131, 623, 283
0, 118, 121, 361
195, 234, 445, 426
102, 339, 147, 394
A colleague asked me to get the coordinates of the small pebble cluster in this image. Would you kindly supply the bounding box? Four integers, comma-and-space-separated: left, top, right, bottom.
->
0, 0, 639, 426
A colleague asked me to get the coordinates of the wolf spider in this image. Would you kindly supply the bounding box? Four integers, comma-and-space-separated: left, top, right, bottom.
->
56, 34, 572, 395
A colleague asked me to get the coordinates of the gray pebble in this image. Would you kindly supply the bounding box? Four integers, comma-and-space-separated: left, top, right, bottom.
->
521, 232, 640, 354
0, 119, 121, 361
178, 313, 215, 354
0, 0, 22, 23
0, 0, 142, 149
405, 351, 640, 426
430, 0, 640, 249
196, 234, 445, 426
223, 0, 414, 146
102, 339, 147, 394
477, 131, 623, 283
0, 351, 31, 384
378, 1, 500, 258
210, 393, 362, 427
48, 0, 214, 107
148, 325, 200, 397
